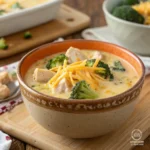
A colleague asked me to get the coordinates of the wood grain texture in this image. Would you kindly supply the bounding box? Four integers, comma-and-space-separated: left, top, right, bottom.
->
1, 0, 150, 149
26, 145, 40, 150
10, 138, 25, 150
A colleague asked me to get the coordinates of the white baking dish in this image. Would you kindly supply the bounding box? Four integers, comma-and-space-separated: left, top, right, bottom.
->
0, 0, 63, 36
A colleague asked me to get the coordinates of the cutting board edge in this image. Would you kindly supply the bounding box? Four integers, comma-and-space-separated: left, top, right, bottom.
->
0, 114, 72, 150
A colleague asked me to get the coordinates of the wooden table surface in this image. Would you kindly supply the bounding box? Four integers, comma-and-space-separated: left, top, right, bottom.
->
0, 0, 149, 150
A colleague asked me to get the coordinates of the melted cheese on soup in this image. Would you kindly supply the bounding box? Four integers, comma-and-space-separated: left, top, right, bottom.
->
25, 50, 139, 99
0, 0, 49, 15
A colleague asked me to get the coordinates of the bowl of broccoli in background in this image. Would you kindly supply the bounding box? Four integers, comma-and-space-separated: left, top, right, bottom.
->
103, 0, 150, 56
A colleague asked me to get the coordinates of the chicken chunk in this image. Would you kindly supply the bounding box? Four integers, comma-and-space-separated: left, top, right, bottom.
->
52, 78, 72, 94
0, 71, 11, 84
91, 51, 102, 60
66, 47, 87, 63
0, 83, 10, 99
33, 68, 55, 83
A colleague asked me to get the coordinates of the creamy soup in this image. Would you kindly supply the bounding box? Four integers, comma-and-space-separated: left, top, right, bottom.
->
25, 47, 139, 99
0, 0, 49, 15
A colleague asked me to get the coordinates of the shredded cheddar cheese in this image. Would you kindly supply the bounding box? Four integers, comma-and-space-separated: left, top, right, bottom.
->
63, 59, 67, 69
93, 58, 100, 68
48, 59, 106, 89
69, 61, 83, 66
69, 72, 75, 86
49, 66, 62, 84
52, 72, 67, 87
0, 0, 4, 4
132, 1, 150, 25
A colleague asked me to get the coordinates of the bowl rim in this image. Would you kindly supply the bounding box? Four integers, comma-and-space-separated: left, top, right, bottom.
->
17, 39, 145, 106
102, 0, 150, 29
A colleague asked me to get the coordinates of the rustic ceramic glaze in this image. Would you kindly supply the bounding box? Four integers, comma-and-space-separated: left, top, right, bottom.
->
17, 40, 145, 138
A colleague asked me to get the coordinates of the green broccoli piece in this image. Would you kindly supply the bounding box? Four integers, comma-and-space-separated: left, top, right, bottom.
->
0, 10, 5, 15
113, 60, 126, 71
24, 31, 32, 39
85, 59, 95, 67
70, 80, 99, 99
11, 2, 23, 9
97, 61, 114, 80
120, 0, 139, 6
11, 71, 17, 77
0, 38, 8, 50
46, 54, 68, 69
86, 59, 114, 81
112, 5, 145, 24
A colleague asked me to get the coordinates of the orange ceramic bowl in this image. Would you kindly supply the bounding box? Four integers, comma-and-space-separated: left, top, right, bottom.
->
17, 40, 145, 138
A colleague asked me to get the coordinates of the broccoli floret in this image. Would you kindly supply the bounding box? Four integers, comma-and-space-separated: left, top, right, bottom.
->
46, 54, 68, 69
86, 59, 114, 81
11, 2, 23, 9
113, 61, 126, 71
97, 61, 114, 80
0, 10, 5, 15
120, 0, 139, 6
0, 38, 8, 50
70, 80, 99, 99
85, 59, 95, 67
24, 31, 32, 39
112, 5, 145, 24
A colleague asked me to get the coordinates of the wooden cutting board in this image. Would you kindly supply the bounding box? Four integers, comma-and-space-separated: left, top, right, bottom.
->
0, 75, 149, 150
0, 4, 90, 59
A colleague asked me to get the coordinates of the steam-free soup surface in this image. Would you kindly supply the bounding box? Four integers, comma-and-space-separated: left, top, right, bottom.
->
25, 49, 139, 99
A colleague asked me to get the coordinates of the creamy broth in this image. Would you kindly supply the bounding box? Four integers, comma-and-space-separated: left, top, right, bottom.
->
0, 0, 49, 15
25, 50, 139, 99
